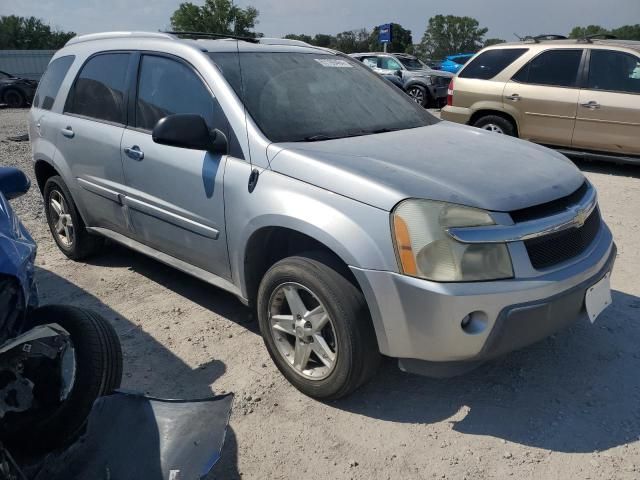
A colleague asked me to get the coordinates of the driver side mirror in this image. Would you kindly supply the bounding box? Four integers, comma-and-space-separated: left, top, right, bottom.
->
0, 167, 30, 200
394, 69, 402, 78
152, 114, 228, 155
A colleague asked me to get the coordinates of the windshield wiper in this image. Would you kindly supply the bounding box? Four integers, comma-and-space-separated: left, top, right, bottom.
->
302, 128, 402, 142
303, 134, 336, 142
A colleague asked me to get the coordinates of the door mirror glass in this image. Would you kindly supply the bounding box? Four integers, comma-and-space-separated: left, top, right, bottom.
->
394, 69, 402, 77
152, 114, 228, 154
0, 167, 30, 200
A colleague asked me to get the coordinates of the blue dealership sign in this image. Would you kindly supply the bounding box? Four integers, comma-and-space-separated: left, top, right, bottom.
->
378, 23, 392, 43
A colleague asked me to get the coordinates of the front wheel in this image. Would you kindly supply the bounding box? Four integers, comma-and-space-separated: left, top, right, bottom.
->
257, 254, 380, 400
406, 85, 428, 107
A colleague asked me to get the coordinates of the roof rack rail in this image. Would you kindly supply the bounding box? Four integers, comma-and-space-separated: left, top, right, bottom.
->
523, 34, 568, 43
66, 31, 175, 46
162, 31, 260, 43
576, 33, 618, 44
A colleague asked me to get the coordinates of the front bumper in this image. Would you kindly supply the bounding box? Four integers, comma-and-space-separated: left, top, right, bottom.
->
441, 105, 472, 124
350, 222, 615, 366
427, 84, 449, 103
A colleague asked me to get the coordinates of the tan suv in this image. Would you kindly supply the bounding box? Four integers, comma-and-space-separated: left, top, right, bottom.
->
441, 37, 640, 163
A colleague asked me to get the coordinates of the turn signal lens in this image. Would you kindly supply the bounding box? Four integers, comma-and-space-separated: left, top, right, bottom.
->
393, 215, 418, 275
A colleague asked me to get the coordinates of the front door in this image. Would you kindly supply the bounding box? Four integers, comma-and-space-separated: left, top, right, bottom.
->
572, 49, 640, 156
504, 49, 584, 147
120, 53, 231, 279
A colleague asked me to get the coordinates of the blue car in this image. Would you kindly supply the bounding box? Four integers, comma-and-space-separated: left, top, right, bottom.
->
440, 53, 475, 74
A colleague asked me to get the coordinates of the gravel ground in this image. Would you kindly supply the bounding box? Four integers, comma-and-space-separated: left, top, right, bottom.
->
2, 107, 639, 479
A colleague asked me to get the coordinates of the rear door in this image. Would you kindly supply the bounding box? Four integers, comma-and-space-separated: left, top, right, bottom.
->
120, 53, 231, 279
572, 49, 640, 156
504, 49, 584, 147
55, 52, 132, 233
29, 55, 76, 168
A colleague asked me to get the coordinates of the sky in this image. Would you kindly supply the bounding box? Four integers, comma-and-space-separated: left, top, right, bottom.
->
1, 0, 639, 43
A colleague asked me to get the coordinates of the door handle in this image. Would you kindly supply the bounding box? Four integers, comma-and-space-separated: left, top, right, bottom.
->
61, 126, 74, 138
506, 94, 521, 101
124, 145, 144, 160
580, 101, 600, 110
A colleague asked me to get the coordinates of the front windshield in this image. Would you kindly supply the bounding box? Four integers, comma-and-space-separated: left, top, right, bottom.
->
209, 52, 436, 143
398, 57, 427, 71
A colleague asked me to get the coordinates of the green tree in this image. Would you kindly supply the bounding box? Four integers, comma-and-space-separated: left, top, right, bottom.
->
334, 28, 370, 53
284, 33, 313, 44
170, 0, 260, 37
568, 24, 610, 39
483, 37, 506, 47
612, 24, 640, 40
0, 15, 75, 49
417, 15, 488, 59
368, 23, 413, 53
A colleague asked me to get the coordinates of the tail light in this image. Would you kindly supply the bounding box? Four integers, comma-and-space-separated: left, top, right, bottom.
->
446, 79, 454, 106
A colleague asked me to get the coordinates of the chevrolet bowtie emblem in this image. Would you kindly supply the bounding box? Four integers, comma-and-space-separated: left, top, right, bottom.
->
574, 208, 588, 228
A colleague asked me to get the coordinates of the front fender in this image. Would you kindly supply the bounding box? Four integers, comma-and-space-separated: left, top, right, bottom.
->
223, 159, 398, 299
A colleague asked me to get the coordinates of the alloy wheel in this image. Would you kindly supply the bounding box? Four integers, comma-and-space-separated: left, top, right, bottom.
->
408, 87, 424, 105
49, 190, 75, 248
267, 282, 338, 380
482, 123, 505, 134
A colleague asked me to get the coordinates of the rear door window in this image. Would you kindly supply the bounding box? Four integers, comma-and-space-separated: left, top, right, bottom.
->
65, 53, 130, 124
513, 49, 583, 87
587, 50, 640, 94
33, 55, 75, 110
459, 48, 528, 80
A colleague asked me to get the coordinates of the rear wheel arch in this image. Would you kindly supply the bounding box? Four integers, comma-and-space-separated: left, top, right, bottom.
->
34, 159, 59, 194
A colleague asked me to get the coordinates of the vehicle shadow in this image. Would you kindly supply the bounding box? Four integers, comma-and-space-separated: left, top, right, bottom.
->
571, 157, 640, 179
33, 265, 240, 476
81, 242, 258, 335
332, 289, 640, 453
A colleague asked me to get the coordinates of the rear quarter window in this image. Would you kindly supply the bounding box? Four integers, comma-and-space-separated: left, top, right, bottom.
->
33, 55, 75, 110
459, 48, 528, 80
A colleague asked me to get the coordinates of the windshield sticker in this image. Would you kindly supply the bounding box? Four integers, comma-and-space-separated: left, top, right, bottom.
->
314, 58, 353, 68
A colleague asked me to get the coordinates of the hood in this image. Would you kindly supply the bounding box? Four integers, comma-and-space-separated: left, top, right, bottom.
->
268, 121, 584, 212
405, 68, 453, 79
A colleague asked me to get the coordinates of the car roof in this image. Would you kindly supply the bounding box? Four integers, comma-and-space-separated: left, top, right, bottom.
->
350, 52, 417, 58
484, 38, 640, 53
64, 31, 336, 55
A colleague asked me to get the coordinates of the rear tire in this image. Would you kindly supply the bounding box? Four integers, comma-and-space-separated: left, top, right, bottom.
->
473, 115, 516, 136
2, 305, 122, 452
44, 175, 104, 260
257, 253, 380, 400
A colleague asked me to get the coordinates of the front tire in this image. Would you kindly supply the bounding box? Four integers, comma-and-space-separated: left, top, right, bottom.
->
257, 254, 380, 400
407, 85, 428, 107
44, 175, 104, 260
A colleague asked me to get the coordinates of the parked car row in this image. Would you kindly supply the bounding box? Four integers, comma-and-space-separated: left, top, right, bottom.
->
442, 37, 640, 163
350, 52, 453, 107
0, 70, 37, 107
27, 31, 615, 400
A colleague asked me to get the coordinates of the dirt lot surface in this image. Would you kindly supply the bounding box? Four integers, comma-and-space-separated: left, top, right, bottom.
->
2, 107, 639, 479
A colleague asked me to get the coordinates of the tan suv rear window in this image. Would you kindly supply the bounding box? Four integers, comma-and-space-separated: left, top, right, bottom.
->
459, 48, 528, 80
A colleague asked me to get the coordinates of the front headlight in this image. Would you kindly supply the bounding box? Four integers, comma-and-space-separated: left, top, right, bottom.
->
392, 200, 513, 282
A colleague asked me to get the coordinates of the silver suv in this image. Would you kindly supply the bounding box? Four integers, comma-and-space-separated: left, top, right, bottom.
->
29, 32, 616, 399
